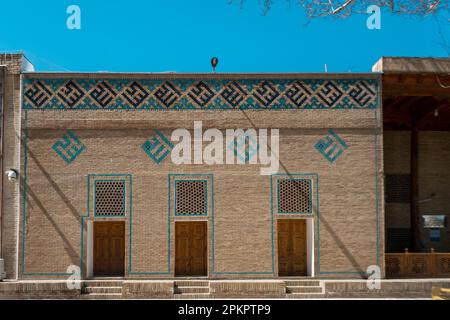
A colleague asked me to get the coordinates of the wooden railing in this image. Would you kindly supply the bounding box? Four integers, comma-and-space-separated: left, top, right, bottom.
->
386, 250, 450, 278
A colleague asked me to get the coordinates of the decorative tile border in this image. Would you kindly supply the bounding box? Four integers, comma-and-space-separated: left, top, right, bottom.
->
22, 78, 379, 110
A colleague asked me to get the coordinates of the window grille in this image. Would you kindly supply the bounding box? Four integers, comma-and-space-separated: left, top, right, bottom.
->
95, 180, 126, 216
277, 179, 312, 214
175, 180, 207, 215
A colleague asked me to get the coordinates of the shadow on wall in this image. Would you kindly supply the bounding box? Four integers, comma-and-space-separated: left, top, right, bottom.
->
239, 108, 366, 276
20, 148, 80, 267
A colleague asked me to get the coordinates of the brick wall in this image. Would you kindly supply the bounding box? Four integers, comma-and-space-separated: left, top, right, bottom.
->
18, 73, 384, 279
0, 54, 23, 279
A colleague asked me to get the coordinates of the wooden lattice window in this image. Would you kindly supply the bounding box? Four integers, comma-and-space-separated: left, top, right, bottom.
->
175, 180, 207, 215
386, 174, 411, 203
95, 180, 126, 216
277, 179, 312, 214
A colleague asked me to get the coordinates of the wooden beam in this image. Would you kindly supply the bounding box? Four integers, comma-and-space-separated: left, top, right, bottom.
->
384, 96, 413, 110
383, 74, 450, 99
416, 74, 424, 85
383, 96, 430, 129
384, 85, 450, 98
383, 113, 412, 129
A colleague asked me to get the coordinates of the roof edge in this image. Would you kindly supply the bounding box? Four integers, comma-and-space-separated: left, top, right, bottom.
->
22, 72, 380, 79
372, 56, 450, 74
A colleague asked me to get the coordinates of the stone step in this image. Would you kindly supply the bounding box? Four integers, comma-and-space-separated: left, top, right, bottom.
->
175, 286, 210, 294
83, 281, 123, 287
286, 292, 326, 299
82, 293, 123, 300
174, 281, 209, 287
174, 293, 211, 299
286, 286, 323, 294
284, 280, 321, 287
83, 286, 122, 294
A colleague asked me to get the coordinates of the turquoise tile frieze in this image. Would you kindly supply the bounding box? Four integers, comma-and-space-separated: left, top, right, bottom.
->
22, 78, 379, 110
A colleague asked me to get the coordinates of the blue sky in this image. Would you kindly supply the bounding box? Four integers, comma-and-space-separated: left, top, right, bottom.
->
0, 0, 448, 72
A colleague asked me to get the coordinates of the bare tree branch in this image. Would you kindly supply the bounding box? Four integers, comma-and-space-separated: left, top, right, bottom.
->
229, 0, 450, 55
330, 0, 355, 14
427, 0, 441, 13
232, 0, 450, 18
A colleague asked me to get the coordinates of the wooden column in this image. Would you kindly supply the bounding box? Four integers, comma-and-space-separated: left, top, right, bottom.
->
410, 121, 421, 252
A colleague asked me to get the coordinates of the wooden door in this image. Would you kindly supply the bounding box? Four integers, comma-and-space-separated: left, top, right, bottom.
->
278, 219, 307, 276
175, 221, 207, 276
277, 220, 292, 276
94, 221, 125, 277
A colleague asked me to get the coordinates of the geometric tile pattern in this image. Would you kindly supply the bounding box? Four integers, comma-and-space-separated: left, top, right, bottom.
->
314, 130, 348, 163
227, 131, 259, 163
23, 78, 379, 110
94, 180, 126, 216
141, 130, 174, 164
52, 130, 86, 164
175, 180, 207, 215
277, 179, 312, 214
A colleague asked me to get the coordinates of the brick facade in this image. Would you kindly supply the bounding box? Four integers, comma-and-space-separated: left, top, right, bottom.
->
14, 72, 384, 280
0, 55, 386, 280
0, 54, 23, 279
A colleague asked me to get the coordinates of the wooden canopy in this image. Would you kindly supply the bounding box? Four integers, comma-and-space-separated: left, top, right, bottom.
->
377, 57, 450, 252
384, 73, 450, 131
